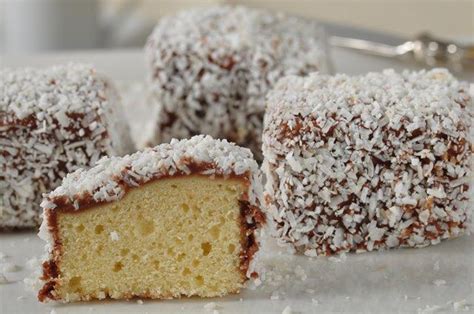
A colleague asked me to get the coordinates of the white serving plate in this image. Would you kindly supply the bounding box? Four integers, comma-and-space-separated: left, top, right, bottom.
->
1, 48, 473, 314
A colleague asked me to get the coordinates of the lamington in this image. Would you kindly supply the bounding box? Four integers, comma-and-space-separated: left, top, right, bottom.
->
38, 135, 265, 302
262, 69, 473, 256
0, 63, 133, 229
145, 5, 331, 159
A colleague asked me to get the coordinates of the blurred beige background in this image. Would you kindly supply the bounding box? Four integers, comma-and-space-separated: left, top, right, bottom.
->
0, 0, 473, 53
106, 0, 474, 39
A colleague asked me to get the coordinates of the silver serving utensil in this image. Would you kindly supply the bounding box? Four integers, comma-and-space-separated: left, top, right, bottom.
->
330, 32, 474, 72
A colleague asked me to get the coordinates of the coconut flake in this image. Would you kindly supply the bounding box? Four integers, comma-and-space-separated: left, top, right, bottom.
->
282, 305, 293, 314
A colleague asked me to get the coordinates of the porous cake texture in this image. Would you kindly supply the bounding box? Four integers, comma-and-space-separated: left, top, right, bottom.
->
145, 5, 330, 159
0, 64, 133, 229
38, 135, 264, 302
262, 69, 473, 256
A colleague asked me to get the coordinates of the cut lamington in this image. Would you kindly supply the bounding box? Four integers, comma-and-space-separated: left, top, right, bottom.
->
38, 135, 264, 302
145, 5, 331, 159
262, 69, 473, 256
0, 64, 133, 229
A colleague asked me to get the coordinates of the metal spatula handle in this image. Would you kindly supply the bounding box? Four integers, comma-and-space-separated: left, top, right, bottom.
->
331, 32, 474, 72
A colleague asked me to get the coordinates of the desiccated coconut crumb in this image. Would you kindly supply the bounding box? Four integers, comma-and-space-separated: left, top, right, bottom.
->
204, 302, 218, 311
328, 253, 347, 263
433, 279, 446, 287
282, 305, 292, 314
0, 252, 7, 261
2, 263, 21, 272
417, 304, 443, 314
26, 257, 40, 269
453, 299, 469, 311
0, 273, 8, 284
270, 291, 280, 300
294, 265, 307, 281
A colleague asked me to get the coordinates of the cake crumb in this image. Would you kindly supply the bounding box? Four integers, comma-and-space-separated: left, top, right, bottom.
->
311, 298, 319, 306
110, 231, 120, 241
17, 296, 26, 301
137, 299, 143, 305
50, 310, 57, 314
282, 305, 292, 314
433, 279, 446, 287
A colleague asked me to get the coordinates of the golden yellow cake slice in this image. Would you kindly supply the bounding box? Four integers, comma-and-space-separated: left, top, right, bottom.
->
38, 135, 264, 302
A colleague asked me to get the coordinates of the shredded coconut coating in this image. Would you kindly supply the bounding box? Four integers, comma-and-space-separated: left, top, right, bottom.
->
145, 5, 330, 159
41, 135, 262, 211
262, 68, 473, 256
0, 63, 134, 229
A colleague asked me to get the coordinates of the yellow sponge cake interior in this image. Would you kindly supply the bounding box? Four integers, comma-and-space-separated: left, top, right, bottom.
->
38, 136, 264, 302
55, 176, 246, 301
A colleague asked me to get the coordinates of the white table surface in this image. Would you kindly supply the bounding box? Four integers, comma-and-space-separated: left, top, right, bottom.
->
1, 48, 473, 314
